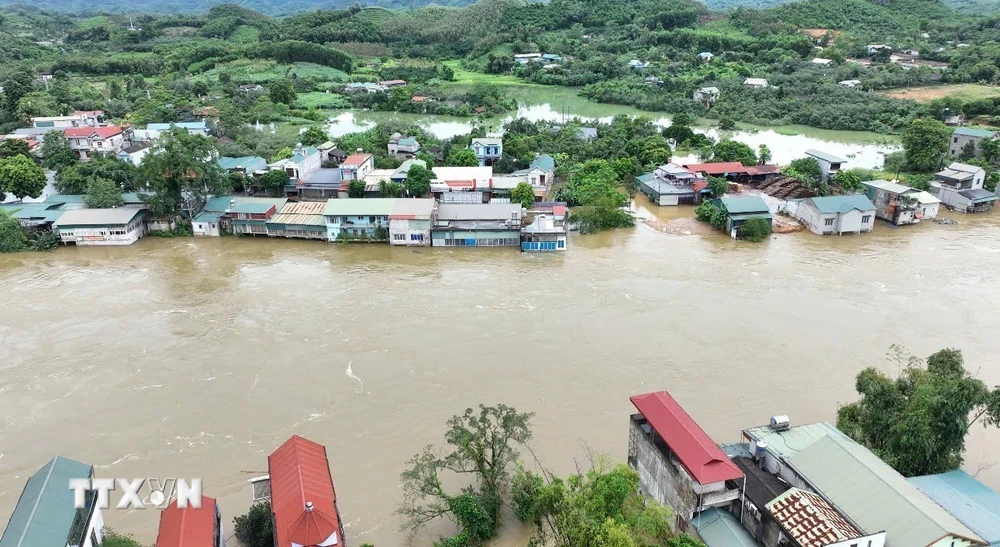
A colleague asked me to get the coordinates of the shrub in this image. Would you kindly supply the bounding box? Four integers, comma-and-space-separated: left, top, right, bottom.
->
234, 502, 274, 547
737, 217, 771, 242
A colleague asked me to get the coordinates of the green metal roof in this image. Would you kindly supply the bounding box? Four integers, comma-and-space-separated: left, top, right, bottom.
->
397, 137, 417, 146
323, 198, 397, 216
806, 195, 876, 214
744, 421, 843, 459
909, 470, 1000, 546
693, 508, 758, 547
530, 154, 555, 171
718, 196, 770, 214
789, 434, 983, 546
728, 212, 773, 222
0, 203, 66, 223
636, 173, 655, 183
230, 202, 275, 214
193, 211, 223, 222
954, 127, 996, 138
0, 456, 93, 547
217, 156, 268, 172
43, 193, 147, 205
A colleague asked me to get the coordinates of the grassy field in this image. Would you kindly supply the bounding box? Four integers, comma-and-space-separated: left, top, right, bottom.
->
443, 60, 538, 86
294, 92, 350, 109
882, 84, 1000, 102
192, 60, 349, 84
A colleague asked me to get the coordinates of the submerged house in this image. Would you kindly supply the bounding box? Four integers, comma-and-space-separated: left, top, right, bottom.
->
521, 202, 568, 252
52, 208, 148, 246
693, 87, 720, 107
323, 198, 394, 241
628, 391, 744, 533
712, 196, 773, 234
638, 163, 705, 206
155, 496, 225, 547
789, 195, 876, 235
388, 198, 437, 247
431, 203, 523, 247
0, 456, 104, 547
268, 435, 346, 547
804, 149, 845, 182
933, 162, 998, 213
862, 180, 923, 225
266, 201, 328, 240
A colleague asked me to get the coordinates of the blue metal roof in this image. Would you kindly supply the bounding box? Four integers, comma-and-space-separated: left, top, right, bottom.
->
909, 470, 1000, 545
694, 508, 758, 547
530, 154, 555, 171
807, 194, 876, 214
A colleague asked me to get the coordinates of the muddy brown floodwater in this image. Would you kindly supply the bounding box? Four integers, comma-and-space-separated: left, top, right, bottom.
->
1, 204, 998, 546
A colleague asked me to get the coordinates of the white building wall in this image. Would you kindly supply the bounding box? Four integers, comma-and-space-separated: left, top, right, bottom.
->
920, 202, 939, 219
826, 532, 886, 547
82, 507, 104, 547
389, 218, 430, 246
931, 536, 976, 547
193, 220, 222, 237
58, 221, 147, 246
835, 208, 871, 234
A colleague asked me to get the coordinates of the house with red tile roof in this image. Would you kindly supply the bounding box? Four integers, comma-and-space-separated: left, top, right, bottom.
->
338, 151, 374, 182
63, 125, 131, 160
628, 391, 744, 532
155, 496, 225, 547
268, 435, 345, 547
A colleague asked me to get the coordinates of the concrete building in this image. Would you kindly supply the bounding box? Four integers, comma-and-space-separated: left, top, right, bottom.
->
387, 134, 421, 160
192, 196, 286, 237
470, 137, 502, 167
933, 162, 998, 213
742, 421, 984, 547
117, 141, 152, 166
638, 164, 705, 206
628, 391, 744, 533
909, 470, 1000, 547
389, 198, 436, 246
52, 208, 148, 246
789, 195, 876, 235
323, 198, 394, 241
338, 151, 375, 182
270, 146, 321, 182
726, 455, 790, 545
948, 127, 995, 158
694, 507, 758, 547
915, 191, 941, 220
265, 201, 328, 240
744, 78, 768, 89
218, 156, 268, 177
268, 435, 346, 547
155, 496, 225, 547
229, 200, 285, 236
64, 126, 130, 160
804, 149, 845, 181
527, 154, 555, 189
520, 202, 568, 251
766, 487, 880, 547
0, 456, 104, 547
862, 180, 923, 225
431, 203, 523, 247
431, 166, 494, 203
31, 110, 103, 129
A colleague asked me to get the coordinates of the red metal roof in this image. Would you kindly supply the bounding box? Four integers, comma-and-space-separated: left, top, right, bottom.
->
683, 162, 748, 176
411, 96, 428, 103
744, 164, 781, 176
268, 435, 342, 547
63, 126, 123, 139
341, 154, 372, 167
155, 496, 217, 547
630, 391, 744, 485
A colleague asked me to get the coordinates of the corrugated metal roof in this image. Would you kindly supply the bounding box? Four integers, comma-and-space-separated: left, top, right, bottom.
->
280, 202, 326, 215
341, 153, 372, 167
765, 487, 863, 547
530, 155, 555, 171
806, 195, 876, 214
916, 191, 941, 204
909, 470, 1000, 546
0, 203, 66, 223
389, 198, 435, 220
268, 436, 341, 547
693, 508, 759, 547
946, 162, 984, 174
743, 421, 843, 459
630, 391, 743, 485
959, 188, 999, 202
193, 211, 222, 223
52, 208, 145, 227
217, 156, 268, 172
471, 137, 502, 146
805, 149, 846, 164
684, 162, 747, 175
323, 198, 396, 216
437, 203, 520, 221
732, 456, 789, 509
953, 127, 996, 138
230, 202, 275, 214
155, 496, 218, 547
0, 456, 93, 547
862, 180, 918, 195
266, 213, 326, 227
718, 196, 770, 214
789, 434, 985, 546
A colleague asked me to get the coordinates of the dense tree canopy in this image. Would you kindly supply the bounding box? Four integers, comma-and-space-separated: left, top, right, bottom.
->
903, 118, 952, 172
837, 346, 1000, 477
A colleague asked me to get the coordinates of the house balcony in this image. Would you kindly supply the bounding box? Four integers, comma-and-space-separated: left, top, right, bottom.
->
701, 487, 740, 508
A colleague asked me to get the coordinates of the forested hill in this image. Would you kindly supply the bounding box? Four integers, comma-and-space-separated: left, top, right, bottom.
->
700, 0, 999, 13
0, 0, 479, 16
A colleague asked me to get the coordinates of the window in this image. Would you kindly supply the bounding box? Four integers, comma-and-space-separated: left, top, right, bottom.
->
558, 240, 564, 248
954, 137, 959, 143
410, 233, 424, 241
824, 218, 834, 226
862, 215, 872, 223
369, 216, 376, 223
393, 233, 405, 241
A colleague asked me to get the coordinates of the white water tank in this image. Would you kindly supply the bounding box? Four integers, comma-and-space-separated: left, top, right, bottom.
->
770, 415, 790, 431
754, 440, 767, 459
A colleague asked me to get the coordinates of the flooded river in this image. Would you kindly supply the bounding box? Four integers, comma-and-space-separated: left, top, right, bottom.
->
2, 205, 999, 545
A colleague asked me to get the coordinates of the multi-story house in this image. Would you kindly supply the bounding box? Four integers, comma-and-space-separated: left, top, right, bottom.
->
338, 151, 375, 182
388, 134, 421, 159
948, 127, 995, 158
63, 125, 130, 160
470, 138, 502, 167
324, 198, 395, 241
932, 162, 998, 213
32, 110, 104, 129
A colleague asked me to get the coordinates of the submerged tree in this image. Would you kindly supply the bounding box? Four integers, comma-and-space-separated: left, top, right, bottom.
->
837, 346, 1000, 477
397, 404, 533, 544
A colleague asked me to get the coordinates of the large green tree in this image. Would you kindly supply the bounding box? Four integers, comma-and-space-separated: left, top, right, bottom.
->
511, 461, 682, 547
55, 156, 139, 195
712, 139, 757, 165
837, 346, 1000, 477
84, 178, 125, 208
405, 164, 433, 197
41, 131, 77, 170
397, 404, 533, 543
0, 139, 32, 160
300, 125, 328, 147
0, 155, 47, 200
258, 170, 290, 195
0, 209, 27, 253
447, 148, 479, 167
511, 181, 535, 209
233, 502, 274, 547
269, 79, 297, 106
902, 118, 951, 172
140, 128, 229, 215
